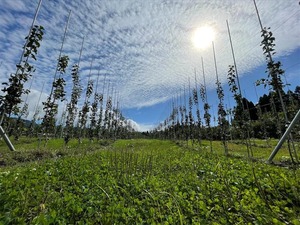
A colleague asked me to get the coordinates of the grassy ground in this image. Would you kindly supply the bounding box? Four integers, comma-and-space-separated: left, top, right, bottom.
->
182, 138, 299, 165
0, 137, 298, 167
0, 138, 112, 167
0, 138, 300, 224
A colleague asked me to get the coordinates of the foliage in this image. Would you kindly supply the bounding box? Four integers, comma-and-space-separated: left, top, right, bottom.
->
64, 64, 82, 144
0, 25, 44, 117
227, 65, 243, 121
0, 139, 299, 224
257, 27, 284, 93
256, 26, 290, 143
200, 84, 211, 131
42, 55, 69, 135
103, 96, 113, 137
96, 93, 104, 139
89, 93, 101, 140
78, 79, 94, 140
216, 77, 229, 155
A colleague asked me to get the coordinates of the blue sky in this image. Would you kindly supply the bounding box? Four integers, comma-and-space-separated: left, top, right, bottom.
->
0, 0, 299, 131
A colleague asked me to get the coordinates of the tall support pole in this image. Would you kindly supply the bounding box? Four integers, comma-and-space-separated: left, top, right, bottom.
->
253, 0, 288, 122
48, 10, 72, 100
0, 0, 43, 151
226, 20, 242, 97
227, 19, 253, 139
253, 0, 298, 162
194, 69, 202, 145
16, 0, 43, 74
267, 109, 300, 163
183, 85, 188, 144
212, 41, 228, 155
201, 57, 213, 152
201, 57, 208, 104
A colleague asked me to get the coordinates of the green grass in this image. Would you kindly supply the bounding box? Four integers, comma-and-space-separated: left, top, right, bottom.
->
183, 138, 300, 164
0, 137, 112, 167
0, 138, 300, 224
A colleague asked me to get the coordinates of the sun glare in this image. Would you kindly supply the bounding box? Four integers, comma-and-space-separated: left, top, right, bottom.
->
192, 26, 215, 49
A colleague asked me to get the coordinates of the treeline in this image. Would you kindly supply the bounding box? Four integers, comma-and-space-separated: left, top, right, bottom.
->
149, 88, 300, 140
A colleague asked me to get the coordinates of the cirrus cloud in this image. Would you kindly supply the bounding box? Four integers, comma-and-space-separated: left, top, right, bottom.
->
0, 0, 299, 130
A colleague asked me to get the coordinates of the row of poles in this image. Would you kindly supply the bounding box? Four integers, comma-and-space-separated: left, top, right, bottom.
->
0, 0, 135, 150
154, 0, 300, 163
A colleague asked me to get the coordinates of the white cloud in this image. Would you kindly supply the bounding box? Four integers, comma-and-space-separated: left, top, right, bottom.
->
0, 0, 299, 123
125, 119, 155, 132
1, 0, 29, 12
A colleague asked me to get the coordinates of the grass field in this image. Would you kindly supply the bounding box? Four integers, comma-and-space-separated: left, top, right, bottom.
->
0, 138, 299, 224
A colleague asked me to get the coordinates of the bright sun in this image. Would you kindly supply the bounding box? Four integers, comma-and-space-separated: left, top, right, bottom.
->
192, 26, 215, 49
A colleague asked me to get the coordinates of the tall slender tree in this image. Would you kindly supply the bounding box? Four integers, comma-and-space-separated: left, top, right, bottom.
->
193, 69, 202, 145
212, 42, 228, 155
27, 81, 45, 137
96, 74, 106, 140
253, 0, 298, 163
42, 55, 69, 137
1, 25, 44, 125
188, 79, 195, 145
64, 37, 84, 145
42, 11, 71, 139
89, 69, 101, 140
200, 57, 212, 152
228, 65, 253, 156
13, 76, 35, 140
78, 61, 94, 142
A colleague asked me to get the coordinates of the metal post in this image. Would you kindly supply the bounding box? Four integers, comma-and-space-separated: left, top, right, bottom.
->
0, 126, 16, 151
267, 109, 300, 163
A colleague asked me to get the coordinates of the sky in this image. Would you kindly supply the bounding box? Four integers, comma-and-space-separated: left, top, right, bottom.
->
0, 0, 299, 131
